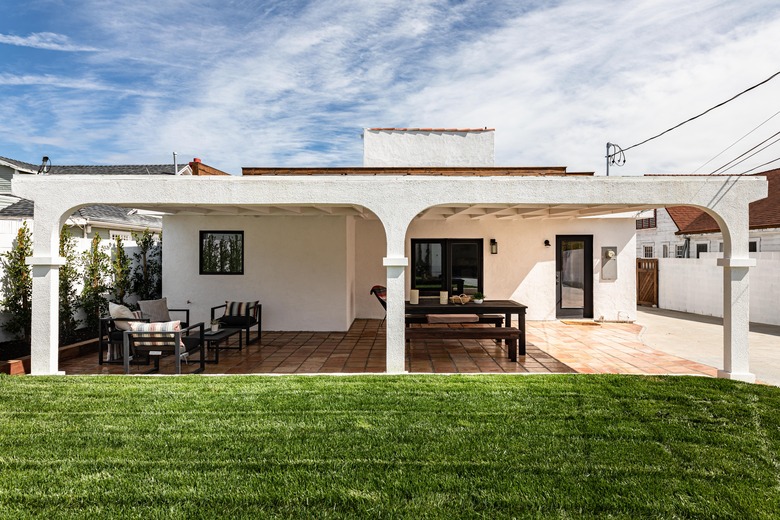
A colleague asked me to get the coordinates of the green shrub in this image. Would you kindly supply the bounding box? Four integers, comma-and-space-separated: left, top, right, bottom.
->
58, 226, 80, 344
0, 222, 33, 341
80, 233, 110, 334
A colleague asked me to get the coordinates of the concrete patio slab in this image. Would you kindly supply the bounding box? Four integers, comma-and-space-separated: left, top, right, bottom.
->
636, 307, 780, 386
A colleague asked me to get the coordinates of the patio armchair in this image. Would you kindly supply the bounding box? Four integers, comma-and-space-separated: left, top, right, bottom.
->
138, 298, 190, 327
99, 303, 149, 365
211, 301, 262, 346
123, 321, 206, 374
370, 285, 387, 325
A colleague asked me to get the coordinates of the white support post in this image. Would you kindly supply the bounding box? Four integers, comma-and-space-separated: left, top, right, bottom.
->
716, 258, 755, 382
27, 256, 66, 375
383, 257, 408, 373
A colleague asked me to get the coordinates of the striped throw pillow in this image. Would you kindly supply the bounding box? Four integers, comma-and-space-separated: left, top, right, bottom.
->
129, 320, 184, 348
225, 301, 258, 317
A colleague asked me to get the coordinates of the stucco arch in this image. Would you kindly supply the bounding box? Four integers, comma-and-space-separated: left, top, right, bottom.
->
11, 173, 767, 377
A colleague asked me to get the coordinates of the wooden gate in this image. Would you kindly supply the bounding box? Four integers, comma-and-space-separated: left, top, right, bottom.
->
636, 258, 658, 307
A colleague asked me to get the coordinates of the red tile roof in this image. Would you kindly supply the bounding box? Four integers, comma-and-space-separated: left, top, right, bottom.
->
367, 128, 494, 132
668, 169, 780, 234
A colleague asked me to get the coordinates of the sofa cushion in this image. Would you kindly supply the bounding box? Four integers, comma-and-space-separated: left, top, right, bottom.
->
129, 320, 183, 348
427, 314, 480, 324
225, 301, 259, 317
220, 315, 258, 327
138, 298, 171, 323
109, 302, 135, 331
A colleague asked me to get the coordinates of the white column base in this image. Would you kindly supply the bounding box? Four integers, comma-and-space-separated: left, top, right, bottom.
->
716, 369, 756, 383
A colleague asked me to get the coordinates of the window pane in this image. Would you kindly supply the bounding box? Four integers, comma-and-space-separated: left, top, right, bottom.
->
561, 240, 585, 308
450, 243, 479, 294
414, 242, 444, 292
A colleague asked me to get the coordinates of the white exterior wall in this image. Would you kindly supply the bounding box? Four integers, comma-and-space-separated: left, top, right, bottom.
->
363, 129, 495, 167
354, 219, 388, 320
353, 215, 637, 322
162, 215, 353, 332
659, 252, 780, 326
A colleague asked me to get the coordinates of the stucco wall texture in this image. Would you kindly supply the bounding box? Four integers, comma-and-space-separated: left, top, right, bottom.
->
363, 129, 495, 167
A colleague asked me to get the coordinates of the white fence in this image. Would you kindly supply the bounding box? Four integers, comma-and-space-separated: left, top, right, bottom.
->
659, 252, 780, 326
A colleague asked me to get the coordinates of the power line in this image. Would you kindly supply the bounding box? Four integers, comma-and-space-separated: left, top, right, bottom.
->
709, 129, 780, 174
693, 108, 780, 173
737, 155, 780, 175
610, 69, 780, 157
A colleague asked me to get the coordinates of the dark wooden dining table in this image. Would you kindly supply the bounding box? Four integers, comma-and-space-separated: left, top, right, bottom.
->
405, 299, 527, 354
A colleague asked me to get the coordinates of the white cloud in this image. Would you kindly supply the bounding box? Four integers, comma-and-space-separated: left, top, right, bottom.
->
2, 0, 780, 175
0, 32, 98, 52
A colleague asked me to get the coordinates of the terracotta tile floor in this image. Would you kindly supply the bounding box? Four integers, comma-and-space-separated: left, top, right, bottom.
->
59, 319, 717, 376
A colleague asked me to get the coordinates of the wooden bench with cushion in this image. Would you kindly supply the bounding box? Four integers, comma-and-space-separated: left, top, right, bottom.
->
404, 314, 504, 326
405, 326, 524, 362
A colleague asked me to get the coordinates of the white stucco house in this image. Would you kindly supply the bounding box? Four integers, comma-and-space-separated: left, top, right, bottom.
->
11, 129, 768, 382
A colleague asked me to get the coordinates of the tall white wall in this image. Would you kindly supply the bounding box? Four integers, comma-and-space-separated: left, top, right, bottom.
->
658, 252, 780, 325
363, 129, 495, 167
162, 215, 353, 331
353, 216, 637, 322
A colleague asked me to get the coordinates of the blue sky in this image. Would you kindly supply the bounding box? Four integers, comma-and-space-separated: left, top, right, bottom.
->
0, 0, 779, 175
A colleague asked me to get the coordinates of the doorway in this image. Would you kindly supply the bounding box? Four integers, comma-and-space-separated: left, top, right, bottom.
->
556, 235, 593, 318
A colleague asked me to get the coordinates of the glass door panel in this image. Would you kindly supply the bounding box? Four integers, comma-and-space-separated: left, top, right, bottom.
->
413, 241, 444, 294
560, 239, 585, 308
450, 242, 480, 295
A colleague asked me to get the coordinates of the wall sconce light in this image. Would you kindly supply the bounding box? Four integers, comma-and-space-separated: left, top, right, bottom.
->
490, 239, 498, 254
544, 239, 551, 247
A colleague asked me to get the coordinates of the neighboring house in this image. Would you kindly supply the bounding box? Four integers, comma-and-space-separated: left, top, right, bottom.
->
11, 129, 768, 382
636, 169, 780, 258
0, 155, 229, 340
635, 169, 780, 326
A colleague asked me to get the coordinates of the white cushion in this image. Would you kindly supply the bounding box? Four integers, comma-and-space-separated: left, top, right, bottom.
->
109, 302, 135, 331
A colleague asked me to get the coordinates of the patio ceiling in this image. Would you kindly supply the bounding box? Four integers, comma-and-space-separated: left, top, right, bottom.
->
119, 202, 658, 220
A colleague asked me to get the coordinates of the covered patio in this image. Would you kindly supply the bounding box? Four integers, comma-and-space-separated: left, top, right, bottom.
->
13, 170, 765, 381
58, 319, 716, 376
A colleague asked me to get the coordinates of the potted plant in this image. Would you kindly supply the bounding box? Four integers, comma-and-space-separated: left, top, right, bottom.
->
472, 292, 485, 304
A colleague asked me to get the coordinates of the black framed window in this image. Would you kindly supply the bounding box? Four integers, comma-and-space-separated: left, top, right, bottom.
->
411, 239, 483, 296
199, 231, 244, 275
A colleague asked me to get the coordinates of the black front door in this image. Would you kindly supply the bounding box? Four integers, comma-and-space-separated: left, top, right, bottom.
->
556, 235, 593, 318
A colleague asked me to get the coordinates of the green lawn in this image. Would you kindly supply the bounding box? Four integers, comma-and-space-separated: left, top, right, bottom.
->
1, 374, 778, 519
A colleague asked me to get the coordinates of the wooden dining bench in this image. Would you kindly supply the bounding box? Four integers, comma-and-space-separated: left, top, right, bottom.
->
405, 326, 524, 361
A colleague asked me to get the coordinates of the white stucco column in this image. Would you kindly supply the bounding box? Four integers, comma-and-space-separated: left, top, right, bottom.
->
25, 205, 68, 376
713, 197, 756, 383
384, 257, 408, 373
716, 258, 755, 382
27, 256, 66, 375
